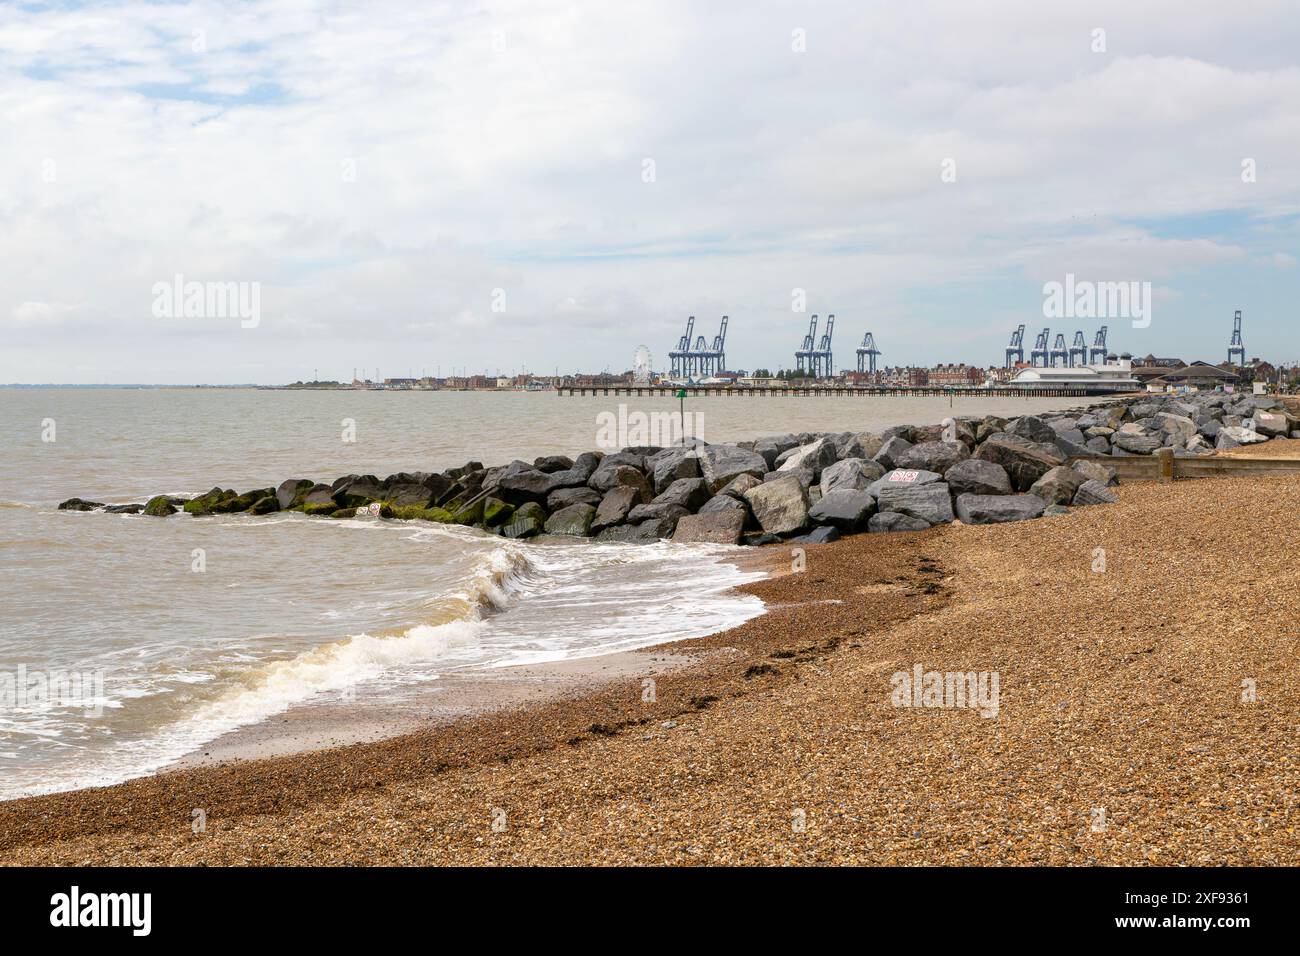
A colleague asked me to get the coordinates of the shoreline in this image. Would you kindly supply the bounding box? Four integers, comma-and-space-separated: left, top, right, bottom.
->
4, 465, 1300, 863
174, 648, 723, 769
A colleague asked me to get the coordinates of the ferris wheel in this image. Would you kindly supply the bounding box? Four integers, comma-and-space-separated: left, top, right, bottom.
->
632, 345, 653, 384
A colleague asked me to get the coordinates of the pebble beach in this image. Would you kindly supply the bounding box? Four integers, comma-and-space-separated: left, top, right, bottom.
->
3, 444, 1298, 866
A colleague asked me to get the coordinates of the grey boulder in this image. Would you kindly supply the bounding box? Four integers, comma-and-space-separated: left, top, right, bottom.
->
942, 459, 1011, 497
820, 457, 885, 494
875, 483, 954, 526
743, 473, 811, 535
808, 489, 877, 532
699, 444, 768, 492
1073, 479, 1119, 506
954, 493, 1046, 524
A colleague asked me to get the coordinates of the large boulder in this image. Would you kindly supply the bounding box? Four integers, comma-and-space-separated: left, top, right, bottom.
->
183, 486, 235, 515
699, 494, 748, 517
954, 493, 1046, 524
743, 474, 811, 535
57, 498, 104, 511
626, 502, 689, 527
895, 440, 969, 474
973, 434, 1066, 491
753, 434, 800, 469
699, 444, 768, 492
592, 486, 641, 532
588, 464, 653, 502
543, 452, 601, 491
1028, 465, 1086, 506
501, 502, 546, 538
543, 502, 596, 536
332, 475, 386, 507
1006, 416, 1057, 445
1071, 459, 1118, 487
1050, 422, 1087, 446
143, 495, 177, 517
1216, 425, 1267, 449
875, 483, 954, 526
1112, 428, 1164, 455
1250, 410, 1292, 437
492, 461, 554, 505
777, 437, 838, 480
532, 454, 574, 473
646, 447, 701, 493
790, 526, 841, 545
275, 479, 314, 510
547, 486, 602, 510
872, 435, 913, 470
672, 510, 746, 545
868, 512, 931, 533
835, 431, 885, 460
653, 477, 711, 511
595, 518, 676, 543
249, 496, 280, 515
385, 483, 439, 508
865, 468, 943, 499
820, 457, 885, 494
943, 459, 1012, 497
1154, 412, 1198, 443
808, 489, 877, 532
1073, 480, 1119, 507
718, 473, 764, 499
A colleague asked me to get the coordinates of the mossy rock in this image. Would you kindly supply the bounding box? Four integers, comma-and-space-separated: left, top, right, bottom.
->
226, 488, 275, 513
143, 495, 177, 517
302, 502, 339, 516
501, 501, 546, 538
483, 497, 515, 528
387, 504, 456, 523
184, 487, 235, 515
248, 496, 281, 515
451, 499, 485, 526
330, 507, 359, 519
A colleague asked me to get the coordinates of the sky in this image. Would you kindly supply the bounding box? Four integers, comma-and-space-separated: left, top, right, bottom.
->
1, 0, 1298, 384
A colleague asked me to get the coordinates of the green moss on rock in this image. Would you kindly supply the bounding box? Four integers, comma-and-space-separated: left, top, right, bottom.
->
249, 496, 281, 515
143, 495, 177, 517
483, 497, 515, 528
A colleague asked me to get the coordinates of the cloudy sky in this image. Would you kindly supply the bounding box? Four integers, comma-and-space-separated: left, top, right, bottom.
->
2, 0, 1298, 383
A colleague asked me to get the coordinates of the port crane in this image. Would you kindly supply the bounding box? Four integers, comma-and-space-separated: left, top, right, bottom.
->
1089, 326, 1109, 364
1228, 310, 1245, 366
1030, 327, 1051, 367
856, 331, 881, 374
1005, 324, 1026, 368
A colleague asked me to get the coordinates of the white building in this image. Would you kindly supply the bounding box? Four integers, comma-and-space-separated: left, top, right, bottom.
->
1007, 354, 1140, 393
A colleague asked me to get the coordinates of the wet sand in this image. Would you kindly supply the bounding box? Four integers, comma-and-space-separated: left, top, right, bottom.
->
3, 460, 1300, 865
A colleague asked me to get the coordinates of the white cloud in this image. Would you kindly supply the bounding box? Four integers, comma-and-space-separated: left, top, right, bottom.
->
0, 0, 1297, 381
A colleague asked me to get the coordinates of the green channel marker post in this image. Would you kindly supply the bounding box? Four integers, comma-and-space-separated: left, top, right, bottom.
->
676, 388, 687, 445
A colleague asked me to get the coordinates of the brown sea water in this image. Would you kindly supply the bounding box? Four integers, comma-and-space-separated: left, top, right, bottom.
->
0, 387, 1090, 798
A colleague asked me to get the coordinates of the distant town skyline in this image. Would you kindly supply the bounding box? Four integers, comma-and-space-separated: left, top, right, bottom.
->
3, 1, 1298, 384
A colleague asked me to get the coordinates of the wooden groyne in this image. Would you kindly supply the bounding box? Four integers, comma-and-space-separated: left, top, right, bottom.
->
556, 385, 1093, 398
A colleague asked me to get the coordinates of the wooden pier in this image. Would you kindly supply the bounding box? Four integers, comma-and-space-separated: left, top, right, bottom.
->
555, 385, 1093, 398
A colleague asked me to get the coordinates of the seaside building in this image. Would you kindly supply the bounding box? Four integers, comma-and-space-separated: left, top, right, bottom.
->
877, 366, 930, 387
1007, 353, 1139, 393
1147, 361, 1241, 390
929, 363, 985, 387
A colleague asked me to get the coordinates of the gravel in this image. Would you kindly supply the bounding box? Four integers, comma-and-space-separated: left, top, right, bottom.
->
4, 469, 1299, 865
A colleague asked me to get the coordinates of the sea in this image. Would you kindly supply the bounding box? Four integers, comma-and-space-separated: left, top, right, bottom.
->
0, 387, 1084, 799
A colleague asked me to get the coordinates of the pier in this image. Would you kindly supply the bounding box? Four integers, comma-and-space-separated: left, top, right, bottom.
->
556, 385, 1093, 398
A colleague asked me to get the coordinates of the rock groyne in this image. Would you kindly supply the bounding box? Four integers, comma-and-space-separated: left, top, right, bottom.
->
57, 391, 1299, 546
